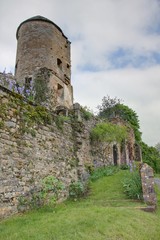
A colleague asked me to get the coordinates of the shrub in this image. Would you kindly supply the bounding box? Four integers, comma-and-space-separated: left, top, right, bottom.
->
90, 122, 127, 143
90, 166, 119, 182
141, 141, 160, 173
122, 171, 143, 200
69, 181, 86, 200
120, 164, 129, 170
81, 106, 93, 120
40, 176, 64, 205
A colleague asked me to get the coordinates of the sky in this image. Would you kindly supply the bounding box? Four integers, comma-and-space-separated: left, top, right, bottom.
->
0, 0, 160, 146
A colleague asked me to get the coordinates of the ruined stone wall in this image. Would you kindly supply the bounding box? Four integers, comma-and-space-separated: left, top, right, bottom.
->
0, 86, 97, 218
0, 86, 138, 218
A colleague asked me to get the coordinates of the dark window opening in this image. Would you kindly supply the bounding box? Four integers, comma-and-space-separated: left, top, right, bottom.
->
57, 58, 62, 69
67, 63, 70, 69
57, 84, 64, 99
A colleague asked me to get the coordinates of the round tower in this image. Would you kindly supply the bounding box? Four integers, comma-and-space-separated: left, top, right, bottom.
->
15, 16, 73, 109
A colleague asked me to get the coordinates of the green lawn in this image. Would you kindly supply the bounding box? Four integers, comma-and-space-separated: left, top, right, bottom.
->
0, 170, 160, 240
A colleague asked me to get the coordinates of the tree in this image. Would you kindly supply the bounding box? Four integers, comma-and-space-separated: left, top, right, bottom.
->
97, 96, 142, 143
155, 142, 160, 153
141, 142, 160, 173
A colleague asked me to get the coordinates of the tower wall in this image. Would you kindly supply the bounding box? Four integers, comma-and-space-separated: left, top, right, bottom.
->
15, 17, 73, 108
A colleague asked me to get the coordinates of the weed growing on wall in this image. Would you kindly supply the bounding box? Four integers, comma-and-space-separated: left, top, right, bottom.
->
18, 176, 64, 212
40, 176, 64, 206
54, 115, 70, 130
81, 106, 94, 120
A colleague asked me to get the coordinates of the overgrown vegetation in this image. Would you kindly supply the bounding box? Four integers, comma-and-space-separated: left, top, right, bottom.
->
18, 176, 64, 211
81, 106, 94, 120
122, 170, 143, 200
98, 96, 142, 142
54, 115, 70, 130
33, 68, 54, 106
90, 121, 128, 165
141, 142, 160, 173
97, 95, 160, 173
90, 122, 127, 143
69, 181, 86, 200
40, 175, 64, 206
89, 166, 119, 181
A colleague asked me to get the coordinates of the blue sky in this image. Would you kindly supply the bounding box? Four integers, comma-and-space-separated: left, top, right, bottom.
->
0, 0, 160, 146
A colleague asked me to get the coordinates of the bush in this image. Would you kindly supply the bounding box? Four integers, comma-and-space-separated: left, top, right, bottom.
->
122, 171, 143, 200
90, 166, 119, 182
141, 141, 160, 173
69, 181, 86, 200
40, 176, 64, 205
81, 106, 93, 120
90, 122, 127, 143
120, 164, 129, 170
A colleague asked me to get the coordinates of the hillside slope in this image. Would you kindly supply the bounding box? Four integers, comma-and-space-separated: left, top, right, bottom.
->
0, 170, 160, 240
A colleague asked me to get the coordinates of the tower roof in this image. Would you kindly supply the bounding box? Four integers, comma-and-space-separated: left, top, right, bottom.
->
16, 15, 68, 40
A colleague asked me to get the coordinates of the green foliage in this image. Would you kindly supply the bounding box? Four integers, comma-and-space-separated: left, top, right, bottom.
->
33, 68, 51, 104
19, 104, 52, 136
18, 192, 42, 212
141, 141, 160, 173
69, 181, 86, 200
90, 166, 119, 181
55, 115, 70, 130
18, 176, 64, 211
98, 96, 142, 143
90, 122, 127, 143
122, 170, 143, 200
155, 142, 160, 153
0, 102, 7, 119
0, 120, 4, 128
120, 164, 129, 170
81, 106, 94, 120
41, 176, 64, 205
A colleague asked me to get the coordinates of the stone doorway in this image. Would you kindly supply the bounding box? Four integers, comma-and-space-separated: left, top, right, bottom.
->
113, 145, 118, 165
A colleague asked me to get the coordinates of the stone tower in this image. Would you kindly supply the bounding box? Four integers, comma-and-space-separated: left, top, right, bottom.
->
15, 16, 73, 109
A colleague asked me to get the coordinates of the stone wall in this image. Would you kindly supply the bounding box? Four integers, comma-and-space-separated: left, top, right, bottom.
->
0, 86, 138, 218
0, 86, 98, 218
140, 163, 157, 206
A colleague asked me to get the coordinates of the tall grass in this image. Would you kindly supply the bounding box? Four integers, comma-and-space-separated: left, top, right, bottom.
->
122, 170, 143, 200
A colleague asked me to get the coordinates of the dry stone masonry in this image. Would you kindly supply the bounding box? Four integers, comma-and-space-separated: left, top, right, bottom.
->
140, 163, 157, 207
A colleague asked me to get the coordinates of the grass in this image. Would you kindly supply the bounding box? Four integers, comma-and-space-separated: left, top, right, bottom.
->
0, 170, 160, 240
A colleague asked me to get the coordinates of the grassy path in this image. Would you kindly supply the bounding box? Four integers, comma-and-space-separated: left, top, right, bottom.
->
0, 170, 160, 240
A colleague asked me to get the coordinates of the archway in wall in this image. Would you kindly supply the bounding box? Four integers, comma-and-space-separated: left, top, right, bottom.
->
113, 145, 118, 165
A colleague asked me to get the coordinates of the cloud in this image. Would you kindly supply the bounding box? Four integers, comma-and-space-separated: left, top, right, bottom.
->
0, 0, 160, 146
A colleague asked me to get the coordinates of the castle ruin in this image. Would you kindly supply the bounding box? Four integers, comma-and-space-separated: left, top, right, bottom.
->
0, 16, 143, 219
15, 16, 73, 109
